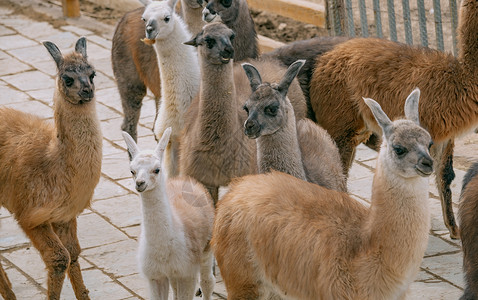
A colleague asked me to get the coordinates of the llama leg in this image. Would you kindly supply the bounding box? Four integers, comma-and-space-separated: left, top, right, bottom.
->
0, 259, 16, 300
171, 277, 197, 300
149, 277, 169, 300
207, 186, 219, 206
52, 219, 89, 300
435, 139, 459, 239
21, 223, 70, 300
200, 250, 215, 300
119, 82, 147, 142
335, 134, 360, 176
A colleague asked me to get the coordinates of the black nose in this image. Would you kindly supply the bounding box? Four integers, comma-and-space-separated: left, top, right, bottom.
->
244, 119, 260, 138
79, 87, 93, 99
136, 180, 146, 191
417, 155, 434, 176
146, 26, 154, 35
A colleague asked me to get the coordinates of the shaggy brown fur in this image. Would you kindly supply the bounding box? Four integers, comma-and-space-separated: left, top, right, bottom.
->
309, 0, 478, 239
213, 93, 433, 299
111, 0, 204, 141
0, 38, 102, 300
459, 162, 478, 300
179, 23, 306, 204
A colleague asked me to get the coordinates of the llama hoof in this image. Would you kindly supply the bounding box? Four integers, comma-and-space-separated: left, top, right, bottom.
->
195, 288, 202, 297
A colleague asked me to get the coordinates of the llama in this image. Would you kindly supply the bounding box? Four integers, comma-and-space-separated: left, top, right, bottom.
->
213, 88, 433, 299
139, 0, 200, 178
122, 128, 215, 300
242, 60, 346, 191
111, 0, 205, 141
308, 0, 478, 239
458, 162, 478, 300
0, 38, 102, 299
180, 22, 307, 204
202, 0, 259, 61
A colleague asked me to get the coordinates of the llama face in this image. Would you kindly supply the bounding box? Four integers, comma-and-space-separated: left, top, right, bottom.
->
58, 54, 96, 105
186, 22, 235, 65
130, 152, 163, 193
141, 0, 177, 41
243, 85, 289, 138
204, 0, 238, 24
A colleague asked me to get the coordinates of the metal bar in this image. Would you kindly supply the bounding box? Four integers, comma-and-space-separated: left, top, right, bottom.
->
401, 0, 413, 44
332, 0, 343, 35
345, 0, 355, 36
449, 0, 458, 56
387, 0, 397, 41
417, 0, 429, 47
433, 0, 444, 51
359, 0, 369, 37
373, 0, 383, 38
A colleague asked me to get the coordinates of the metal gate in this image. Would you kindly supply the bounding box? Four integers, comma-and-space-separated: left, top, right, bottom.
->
325, 0, 459, 55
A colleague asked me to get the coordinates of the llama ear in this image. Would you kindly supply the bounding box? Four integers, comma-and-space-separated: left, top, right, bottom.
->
184, 33, 201, 47
138, 0, 152, 6
43, 41, 64, 69
242, 63, 262, 92
122, 131, 140, 160
404, 87, 421, 125
156, 127, 172, 156
167, 0, 179, 9
363, 97, 393, 137
277, 59, 305, 96
75, 37, 87, 59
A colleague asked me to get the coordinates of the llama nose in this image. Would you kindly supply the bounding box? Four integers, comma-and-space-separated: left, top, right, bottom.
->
136, 180, 146, 192
417, 155, 434, 176
146, 26, 154, 35
79, 87, 93, 99
244, 119, 260, 138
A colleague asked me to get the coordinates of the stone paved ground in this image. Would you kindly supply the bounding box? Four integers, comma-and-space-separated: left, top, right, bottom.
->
0, 0, 474, 299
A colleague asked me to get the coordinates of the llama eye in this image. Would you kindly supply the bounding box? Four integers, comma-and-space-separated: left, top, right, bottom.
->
221, 0, 232, 7
141, 17, 146, 22
131, 170, 136, 176
205, 38, 215, 49
243, 105, 249, 115
393, 145, 408, 156
230, 33, 235, 41
164, 16, 171, 23
428, 141, 434, 150
89, 72, 96, 82
153, 168, 160, 174
265, 106, 278, 117
63, 76, 74, 87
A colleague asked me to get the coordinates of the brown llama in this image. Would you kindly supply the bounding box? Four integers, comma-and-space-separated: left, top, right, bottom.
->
0, 38, 102, 299
308, 0, 478, 239
458, 162, 478, 300
213, 89, 433, 299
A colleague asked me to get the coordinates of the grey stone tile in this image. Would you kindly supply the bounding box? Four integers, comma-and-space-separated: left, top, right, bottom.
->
2, 262, 45, 299
29, 59, 57, 76
347, 175, 373, 200
0, 34, 37, 50
92, 194, 142, 229
16, 21, 61, 40
85, 42, 111, 60
95, 70, 117, 89
62, 269, 133, 300
7, 44, 55, 63
61, 25, 93, 37
3, 246, 46, 282
82, 239, 139, 278
117, 178, 135, 194
96, 86, 121, 108
91, 57, 114, 78
0, 56, 31, 75
0, 15, 34, 30
0, 24, 14, 36
348, 162, 373, 181
77, 213, 128, 249
97, 101, 122, 121
88, 34, 112, 50
101, 117, 151, 142
93, 176, 131, 201
26, 88, 55, 105
102, 151, 132, 180
406, 279, 463, 299
4, 99, 53, 119
102, 138, 126, 156
1, 70, 54, 91
425, 235, 461, 257
354, 144, 378, 161
117, 273, 147, 299
38, 31, 80, 50
0, 217, 29, 250
0, 49, 10, 59
0, 207, 11, 219
421, 252, 465, 288
0, 81, 31, 105
122, 225, 141, 239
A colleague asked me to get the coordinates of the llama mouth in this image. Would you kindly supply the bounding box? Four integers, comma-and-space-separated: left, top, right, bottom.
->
415, 166, 432, 177
221, 57, 231, 64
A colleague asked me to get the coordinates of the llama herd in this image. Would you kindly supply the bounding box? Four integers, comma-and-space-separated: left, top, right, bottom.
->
1, 0, 478, 299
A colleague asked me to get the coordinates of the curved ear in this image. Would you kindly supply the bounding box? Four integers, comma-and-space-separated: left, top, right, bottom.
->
242, 63, 262, 92
168, 0, 179, 9
277, 59, 305, 96
184, 32, 201, 47
43, 41, 63, 69
75, 37, 87, 59
122, 131, 140, 160
156, 127, 172, 156
404, 87, 421, 125
363, 97, 393, 137
138, 0, 152, 6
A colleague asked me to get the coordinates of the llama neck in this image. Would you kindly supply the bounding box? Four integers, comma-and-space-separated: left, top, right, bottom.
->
180, 2, 204, 35
140, 178, 177, 241
198, 60, 238, 136
457, 0, 478, 70
256, 108, 306, 180
362, 151, 430, 277
227, 1, 258, 60
53, 86, 102, 171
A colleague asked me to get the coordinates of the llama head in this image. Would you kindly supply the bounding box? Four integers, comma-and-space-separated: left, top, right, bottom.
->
363, 88, 434, 178
43, 37, 96, 105
139, 0, 179, 41
185, 22, 234, 64
203, 0, 237, 23
184, 0, 204, 9
122, 128, 172, 192
241, 60, 305, 138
